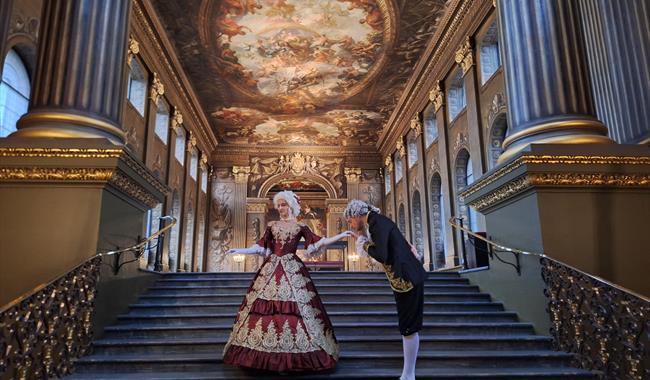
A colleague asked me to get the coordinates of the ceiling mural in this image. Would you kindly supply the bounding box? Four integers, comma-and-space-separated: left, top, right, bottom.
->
153, 0, 449, 147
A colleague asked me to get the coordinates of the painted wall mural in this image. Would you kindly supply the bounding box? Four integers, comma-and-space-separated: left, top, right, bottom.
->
153, 0, 449, 146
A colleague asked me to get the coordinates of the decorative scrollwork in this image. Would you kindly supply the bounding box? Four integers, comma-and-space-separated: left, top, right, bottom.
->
541, 257, 650, 380
0, 256, 102, 379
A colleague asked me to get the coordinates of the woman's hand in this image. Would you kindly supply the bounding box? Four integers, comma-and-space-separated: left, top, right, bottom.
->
226, 248, 240, 254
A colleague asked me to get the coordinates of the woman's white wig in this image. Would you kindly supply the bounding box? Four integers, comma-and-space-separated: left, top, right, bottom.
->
344, 199, 380, 218
273, 190, 301, 218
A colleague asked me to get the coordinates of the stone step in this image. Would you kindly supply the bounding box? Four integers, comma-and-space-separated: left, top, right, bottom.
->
125, 301, 506, 315
115, 311, 519, 326
91, 335, 553, 355
153, 277, 470, 287
73, 350, 577, 373
102, 322, 535, 339
144, 284, 481, 295
135, 292, 491, 304
66, 366, 596, 380
160, 271, 462, 279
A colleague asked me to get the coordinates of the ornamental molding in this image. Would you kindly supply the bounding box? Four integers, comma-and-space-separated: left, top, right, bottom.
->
455, 36, 474, 75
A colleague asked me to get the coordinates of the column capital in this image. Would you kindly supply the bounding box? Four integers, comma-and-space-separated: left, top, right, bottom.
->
232, 165, 251, 183
429, 81, 444, 112
454, 36, 474, 76
395, 137, 406, 158
344, 167, 362, 183
150, 72, 165, 105
410, 115, 422, 138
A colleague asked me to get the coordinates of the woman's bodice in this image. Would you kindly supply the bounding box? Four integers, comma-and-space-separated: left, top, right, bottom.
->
257, 220, 322, 256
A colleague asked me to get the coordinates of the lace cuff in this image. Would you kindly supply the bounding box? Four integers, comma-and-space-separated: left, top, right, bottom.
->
305, 239, 326, 258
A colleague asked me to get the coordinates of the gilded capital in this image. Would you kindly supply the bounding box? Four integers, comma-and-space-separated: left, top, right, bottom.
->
384, 156, 394, 173
232, 166, 251, 183
199, 153, 208, 170
429, 82, 444, 112
344, 167, 362, 183
396, 137, 406, 158
455, 37, 474, 76
171, 106, 183, 133
150, 72, 165, 104
410, 116, 422, 137
186, 132, 197, 152
127, 36, 140, 66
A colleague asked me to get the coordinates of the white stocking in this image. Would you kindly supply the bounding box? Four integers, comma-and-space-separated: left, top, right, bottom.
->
400, 332, 419, 380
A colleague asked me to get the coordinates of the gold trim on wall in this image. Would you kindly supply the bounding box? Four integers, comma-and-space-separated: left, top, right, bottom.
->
467, 172, 650, 211
0, 167, 115, 182
460, 154, 650, 200
0, 147, 122, 158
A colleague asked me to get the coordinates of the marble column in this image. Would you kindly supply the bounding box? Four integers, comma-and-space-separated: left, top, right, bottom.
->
11, 0, 131, 144
496, 0, 613, 164
0, 0, 13, 77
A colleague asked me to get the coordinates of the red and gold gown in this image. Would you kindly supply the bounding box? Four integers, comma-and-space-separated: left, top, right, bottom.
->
222, 220, 339, 372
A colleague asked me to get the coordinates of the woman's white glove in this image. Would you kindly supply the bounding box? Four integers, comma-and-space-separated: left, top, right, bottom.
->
226, 245, 268, 256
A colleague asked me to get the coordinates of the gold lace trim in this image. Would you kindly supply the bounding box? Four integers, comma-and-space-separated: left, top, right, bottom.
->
224, 253, 339, 358
383, 264, 414, 293
270, 221, 302, 249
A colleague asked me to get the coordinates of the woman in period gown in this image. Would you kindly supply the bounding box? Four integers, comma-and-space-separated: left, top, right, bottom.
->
223, 190, 352, 372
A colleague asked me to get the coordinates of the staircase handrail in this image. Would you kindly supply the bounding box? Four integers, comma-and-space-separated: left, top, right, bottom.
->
449, 216, 649, 379
1, 215, 176, 313
448, 216, 649, 301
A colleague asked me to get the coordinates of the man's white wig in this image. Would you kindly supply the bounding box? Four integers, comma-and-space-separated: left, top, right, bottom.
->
344, 199, 380, 218
273, 190, 301, 217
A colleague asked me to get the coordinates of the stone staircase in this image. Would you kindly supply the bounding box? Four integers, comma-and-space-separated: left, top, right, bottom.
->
67, 272, 595, 379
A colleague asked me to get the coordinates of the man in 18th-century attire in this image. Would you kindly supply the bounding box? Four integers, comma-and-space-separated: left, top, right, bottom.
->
345, 199, 426, 380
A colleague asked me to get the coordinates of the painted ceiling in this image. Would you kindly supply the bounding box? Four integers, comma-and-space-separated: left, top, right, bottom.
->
153, 0, 449, 147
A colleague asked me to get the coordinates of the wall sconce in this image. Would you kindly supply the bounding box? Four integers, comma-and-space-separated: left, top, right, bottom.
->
233, 254, 245, 272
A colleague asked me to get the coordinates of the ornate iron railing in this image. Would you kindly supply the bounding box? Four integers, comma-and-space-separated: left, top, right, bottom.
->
449, 217, 650, 380
542, 258, 649, 380
0, 216, 176, 380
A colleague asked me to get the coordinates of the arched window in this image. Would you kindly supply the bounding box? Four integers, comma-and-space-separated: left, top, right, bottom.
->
395, 154, 403, 183
194, 208, 206, 272
398, 204, 406, 235
480, 21, 501, 85
127, 58, 147, 116
384, 171, 391, 194
143, 203, 163, 269
423, 103, 438, 147
411, 191, 424, 260
175, 128, 186, 165
447, 68, 466, 122
407, 137, 418, 169
190, 148, 199, 180
465, 157, 479, 232
183, 202, 195, 271
168, 191, 182, 272
0, 49, 31, 137
154, 98, 170, 144
201, 166, 208, 193
430, 173, 446, 268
